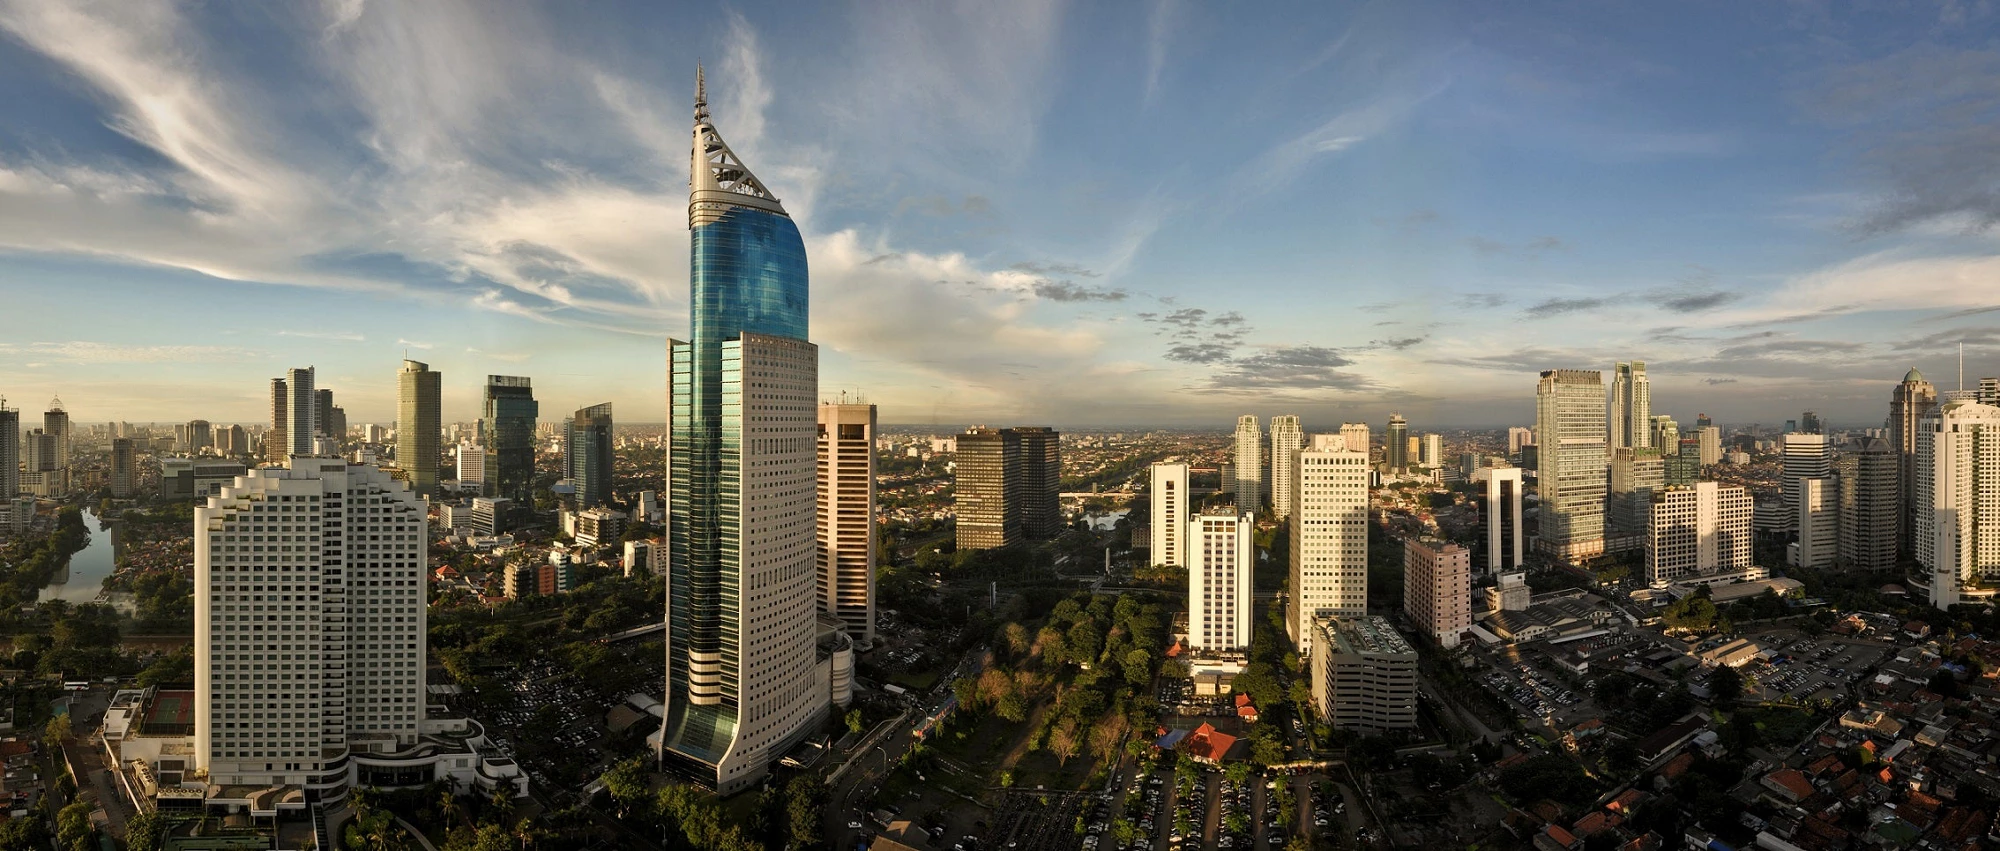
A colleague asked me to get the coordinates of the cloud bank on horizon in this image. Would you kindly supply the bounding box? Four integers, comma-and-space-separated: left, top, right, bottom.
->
1, 0, 1998, 429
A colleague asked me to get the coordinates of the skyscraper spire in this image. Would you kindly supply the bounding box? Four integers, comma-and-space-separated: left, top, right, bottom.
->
695, 62, 708, 123
689, 67, 780, 226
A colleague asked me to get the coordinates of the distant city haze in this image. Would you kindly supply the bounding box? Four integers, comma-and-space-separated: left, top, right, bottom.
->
0, 5, 1995, 426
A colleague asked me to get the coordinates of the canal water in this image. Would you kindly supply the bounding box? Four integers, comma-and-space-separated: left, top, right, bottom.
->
44, 508, 117, 604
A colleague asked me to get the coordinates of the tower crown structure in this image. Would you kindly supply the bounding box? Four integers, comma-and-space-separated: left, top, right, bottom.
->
690, 63, 783, 225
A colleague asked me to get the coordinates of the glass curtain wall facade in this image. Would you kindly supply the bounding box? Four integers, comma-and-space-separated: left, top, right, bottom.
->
663, 72, 823, 795
566, 403, 614, 509
482, 377, 538, 502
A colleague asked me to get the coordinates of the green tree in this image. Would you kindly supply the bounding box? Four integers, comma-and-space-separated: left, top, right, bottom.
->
846, 709, 865, 735
42, 713, 72, 752
125, 812, 167, 851
1709, 665, 1745, 707
56, 801, 93, 850
784, 773, 826, 849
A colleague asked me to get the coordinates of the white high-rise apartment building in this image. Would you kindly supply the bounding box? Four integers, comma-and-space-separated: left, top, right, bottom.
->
1915, 399, 2000, 609
1643, 481, 1754, 587
286, 367, 317, 457
1781, 433, 1831, 526
1269, 416, 1304, 519
1537, 369, 1608, 561
817, 402, 877, 646
1289, 434, 1369, 656
1339, 423, 1372, 463
1234, 415, 1264, 511
194, 459, 426, 793
1698, 426, 1722, 467
0, 399, 17, 500
1420, 433, 1444, 468
1507, 427, 1535, 455
1792, 477, 1838, 569
1149, 463, 1190, 568
456, 443, 488, 493
1609, 361, 1651, 450
1187, 510, 1252, 652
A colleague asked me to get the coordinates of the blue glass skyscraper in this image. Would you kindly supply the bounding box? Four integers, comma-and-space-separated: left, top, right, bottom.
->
661, 69, 825, 794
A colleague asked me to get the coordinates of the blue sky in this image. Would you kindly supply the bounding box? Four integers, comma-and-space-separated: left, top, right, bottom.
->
2, 1, 1998, 429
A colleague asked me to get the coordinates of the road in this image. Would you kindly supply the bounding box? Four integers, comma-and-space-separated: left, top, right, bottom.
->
827, 646, 987, 848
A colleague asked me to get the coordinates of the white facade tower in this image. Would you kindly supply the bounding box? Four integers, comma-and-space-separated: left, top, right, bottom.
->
1916, 399, 2000, 609
1234, 415, 1264, 511
1289, 433, 1369, 656
817, 402, 877, 646
1270, 415, 1304, 519
194, 458, 427, 795
1149, 462, 1190, 568
1186, 510, 1253, 652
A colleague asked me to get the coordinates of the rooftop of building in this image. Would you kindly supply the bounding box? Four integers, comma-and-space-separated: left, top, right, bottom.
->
1322, 615, 1414, 656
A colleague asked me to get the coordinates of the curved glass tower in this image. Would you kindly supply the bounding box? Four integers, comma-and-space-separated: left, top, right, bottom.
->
662, 69, 825, 794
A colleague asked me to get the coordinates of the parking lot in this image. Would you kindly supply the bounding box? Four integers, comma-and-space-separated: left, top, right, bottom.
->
1737, 635, 1888, 704
1482, 664, 1580, 721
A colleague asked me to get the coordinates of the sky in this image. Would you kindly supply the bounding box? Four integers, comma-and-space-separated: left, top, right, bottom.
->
2, 1, 1999, 430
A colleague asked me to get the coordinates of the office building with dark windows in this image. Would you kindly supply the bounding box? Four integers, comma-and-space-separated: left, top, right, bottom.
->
481, 376, 538, 503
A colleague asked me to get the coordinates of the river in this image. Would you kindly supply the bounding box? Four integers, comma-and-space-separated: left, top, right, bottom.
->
44, 508, 117, 604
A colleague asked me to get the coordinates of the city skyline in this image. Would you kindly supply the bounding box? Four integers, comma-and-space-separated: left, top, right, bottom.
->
2, 4, 1999, 426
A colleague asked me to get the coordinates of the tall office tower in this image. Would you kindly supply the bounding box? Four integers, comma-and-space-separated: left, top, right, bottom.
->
953, 426, 1061, 550
1186, 510, 1253, 652
325, 407, 347, 445
1696, 413, 1713, 430
1310, 616, 1417, 732
1385, 413, 1409, 474
1890, 368, 1939, 557
565, 403, 613, 509
1403, 537, 1471, 649
1981, 377, 1999, 406
1650, 415, 1679, 451
220, 424, 247, 457
1234, 415, 1264, 510
1607, 448, 1665, 553
1014, 427, 1062, 541
481, 376, 539, 504
1536, 369, 1609, 562
314, 389, 336, 439
109, 438, 136, 498
816, 403, 876, 646
1420, 433, 1444, 468
1914, 399, 2000, 609
1800, 410, 1822, 435
194, 458, 427, 794
1149, 463, 1191, 568
1698, 426, 1722, 467
1836, 438, 1898, 571
456, 443, 488, 493
0, 399, 17, 499
955, 427, 1020, 550
185, 420, 213, 454
24, 430, 56, 474
395, 360, 442, 498
662, 73, 825, 794
1507, 426, 1535, 455
265, 378, 289, 464
1289, 434, 1369, 655
1793, 478, 1838, 568
43, 399, 69, 467
1473, 466, 1524, 574
1643, 481, 1754, 588
1609, 361, 1651, 450
1666, 437, 1702, 486
1781, 433, 1831, 526
1339, 423, 1372, 463
285, 368, 317, 457
1269, 415, 1304, 519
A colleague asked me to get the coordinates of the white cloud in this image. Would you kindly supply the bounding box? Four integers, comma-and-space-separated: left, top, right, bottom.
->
0, 341, 259, 363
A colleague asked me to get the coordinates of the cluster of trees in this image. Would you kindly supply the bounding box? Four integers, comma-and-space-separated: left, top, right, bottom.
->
1663, 590, 1729, 633
1590, 671, 1697, 731
13, 599, 127, 680
602, 758, 822, 851
1496, 754, 1600, 814
0, 507, 88, 617
952, 593, 1168, 772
